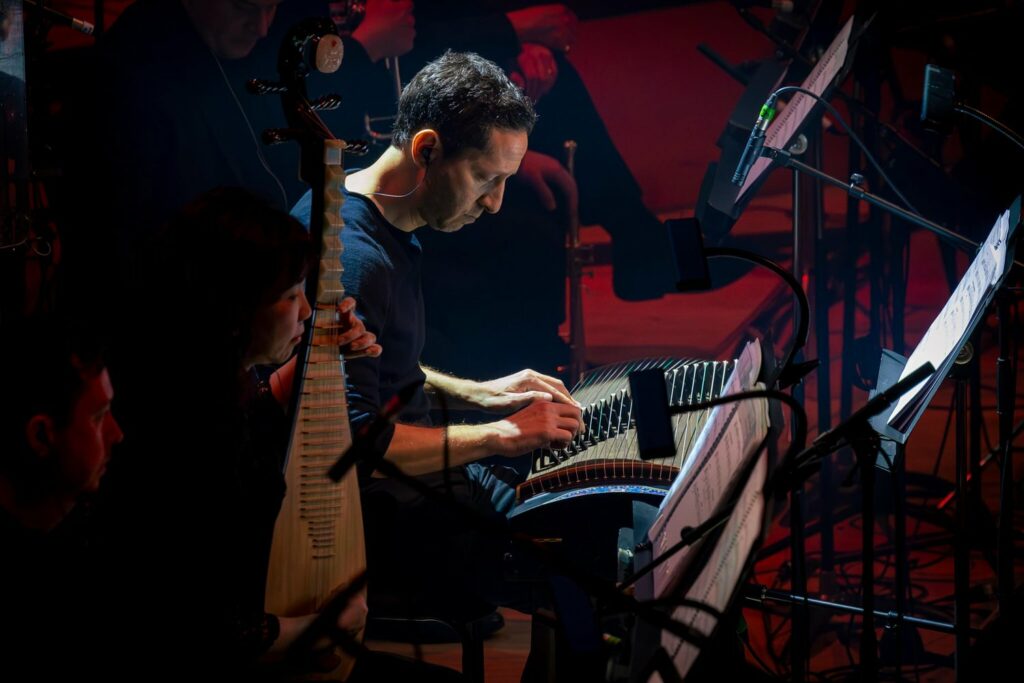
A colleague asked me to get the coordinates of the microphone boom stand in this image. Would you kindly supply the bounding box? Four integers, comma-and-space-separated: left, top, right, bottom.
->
763, 146, 1023, 268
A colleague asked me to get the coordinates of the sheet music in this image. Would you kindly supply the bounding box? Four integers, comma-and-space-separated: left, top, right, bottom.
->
738, 16, 855, 200
649, 450, 769, 683
889, 208, 1012, 423
646, 339, 769, 599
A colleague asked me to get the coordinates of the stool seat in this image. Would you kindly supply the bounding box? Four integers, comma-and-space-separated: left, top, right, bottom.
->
366, 606, 504, 682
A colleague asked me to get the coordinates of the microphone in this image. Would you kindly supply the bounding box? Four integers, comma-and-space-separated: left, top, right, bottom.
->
731, 95, 778, 187
327, 382, 420, 482
24, 0, 95, 35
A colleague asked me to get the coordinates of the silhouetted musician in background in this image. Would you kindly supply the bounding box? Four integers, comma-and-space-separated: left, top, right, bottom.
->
59, 0, 413, 320
0, 319, 123, 680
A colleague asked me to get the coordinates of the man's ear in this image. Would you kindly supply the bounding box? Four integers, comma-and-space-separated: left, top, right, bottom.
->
411, 129, 442, 169
25, 415, 56, 459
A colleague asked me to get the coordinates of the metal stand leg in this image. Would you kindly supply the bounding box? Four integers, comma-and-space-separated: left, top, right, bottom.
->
996, 293, 1016, 621
789, 484, 808, 683
953, 363, 971, 681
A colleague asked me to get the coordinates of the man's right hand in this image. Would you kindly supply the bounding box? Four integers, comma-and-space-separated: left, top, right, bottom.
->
487, 400, 583, 456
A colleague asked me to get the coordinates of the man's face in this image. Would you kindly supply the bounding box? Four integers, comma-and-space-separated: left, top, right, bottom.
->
419, 128, 529, 233
185, 0, 283, 59
51, 368, 123, 496
247, 280, 313, 367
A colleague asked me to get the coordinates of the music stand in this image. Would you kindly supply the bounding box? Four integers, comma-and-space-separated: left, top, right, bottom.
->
630, 339, 777, 681
862, 199, 1020, 682
701, 15, 860, 228
695, 18, 862, 679
879, 199, 1019, 440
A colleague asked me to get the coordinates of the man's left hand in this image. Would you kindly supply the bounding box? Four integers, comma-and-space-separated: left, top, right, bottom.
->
474, 369, 579, 413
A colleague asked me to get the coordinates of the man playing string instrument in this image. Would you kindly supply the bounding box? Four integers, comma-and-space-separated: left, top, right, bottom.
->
293, 51, 584, 617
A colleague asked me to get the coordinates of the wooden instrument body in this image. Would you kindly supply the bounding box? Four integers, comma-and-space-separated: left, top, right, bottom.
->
265, 141, 366, 623
257, 19, 367, 679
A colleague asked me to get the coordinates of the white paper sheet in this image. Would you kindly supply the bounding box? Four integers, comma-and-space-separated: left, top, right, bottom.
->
648, 450, 770, 682
646, 339, 769, 599
888, 208, 1012, 423
738, 16, 854, 200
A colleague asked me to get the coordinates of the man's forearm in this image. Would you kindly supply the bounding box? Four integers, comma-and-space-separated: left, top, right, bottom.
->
421, 365, 489, 411
380, 422, 498, 477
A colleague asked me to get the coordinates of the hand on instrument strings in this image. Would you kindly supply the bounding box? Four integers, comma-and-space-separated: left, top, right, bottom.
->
475, 368, 579, 412
304, 588, 368, 667
506, 3, 578, 54
336, 297, 382, 359
329, 587, 369, 639
511, 43, 559, 102
269, 591, 368, 672
352, 0, 416, 63
488, 400, 583, 455
516, 150, 579, 225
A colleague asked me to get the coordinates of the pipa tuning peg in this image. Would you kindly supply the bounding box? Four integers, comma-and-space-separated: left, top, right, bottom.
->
344, 139, 370, 156
247, 78, 288, 95
311, 94, 342, 111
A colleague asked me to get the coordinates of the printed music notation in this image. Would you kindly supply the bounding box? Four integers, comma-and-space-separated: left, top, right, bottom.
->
888, 207, 1013, 429
643, 338, 770, 682
737, 15, 855, 200
653, 452, 769, 683
646, 338, 769, 599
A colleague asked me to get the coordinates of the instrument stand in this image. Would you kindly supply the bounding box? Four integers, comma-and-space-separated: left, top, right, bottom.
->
871, 350, 914, 673
950, 351, 974, 680
788, 475, 810, 682
866, 343, 981, 683
784, 123, 839, 683
849, 421, 885, 680
770, 358, 933, 682
755, 278, 1020, 682
761, 348, 946, 669
745, 585, 959, 636
769, 145, 1024, 672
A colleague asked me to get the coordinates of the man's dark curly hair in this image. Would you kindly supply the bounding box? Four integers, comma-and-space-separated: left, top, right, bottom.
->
391, 51, 537, 158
